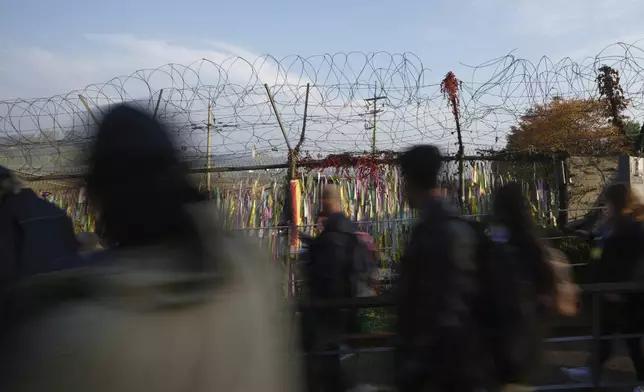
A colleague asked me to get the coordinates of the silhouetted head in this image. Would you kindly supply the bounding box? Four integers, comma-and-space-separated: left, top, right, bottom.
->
493, 182, 534, 232
85, 104, 205, 251
0, 166, 23, 205
398, 145, 442, 208
604, 183, 644, 229
321, 184, 341, 214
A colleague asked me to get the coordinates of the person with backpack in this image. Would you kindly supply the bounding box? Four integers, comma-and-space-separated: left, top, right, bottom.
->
485, 182, 558, 390
395, 145, 488, 392
353, 230, 379, 297
303, 184, 377, 392
299, 210, 329, 245
0, 104, 301, 392
0, 166, 79, 282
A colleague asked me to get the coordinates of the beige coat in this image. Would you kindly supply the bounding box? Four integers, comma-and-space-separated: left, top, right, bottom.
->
1, 203, 302, 392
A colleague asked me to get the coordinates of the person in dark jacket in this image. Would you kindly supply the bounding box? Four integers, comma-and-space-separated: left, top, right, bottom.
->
488, 182, 556, 388
396, 145, 486, 392
491, 182, 556, 310
0, 167, 79, 283
299, 211, 328, 246
304, 184, 355, 392
587, 183, 644, 384
306, 185, 355, 321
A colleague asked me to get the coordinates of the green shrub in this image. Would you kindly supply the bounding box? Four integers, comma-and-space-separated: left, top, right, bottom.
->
358, 307, 396, 332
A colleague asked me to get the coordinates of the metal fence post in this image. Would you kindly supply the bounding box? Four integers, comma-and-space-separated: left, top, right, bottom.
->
591, 291, 602, 387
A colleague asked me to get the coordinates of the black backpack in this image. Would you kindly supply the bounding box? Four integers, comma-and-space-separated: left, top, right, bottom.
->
463, 219, 542, 385
2, 190, 79, 279
0, 190, 82, 336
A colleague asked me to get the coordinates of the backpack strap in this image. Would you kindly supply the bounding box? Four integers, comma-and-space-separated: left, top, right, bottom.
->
344, 231, 379, 298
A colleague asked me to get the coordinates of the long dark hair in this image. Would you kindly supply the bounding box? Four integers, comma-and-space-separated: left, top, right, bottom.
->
493, 182, 555, 296
493, 182, 539, 238
85, 104, 206, 268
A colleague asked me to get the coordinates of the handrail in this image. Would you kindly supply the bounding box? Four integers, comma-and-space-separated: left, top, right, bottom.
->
300, 282, 644, 390
297, 281, 644, 310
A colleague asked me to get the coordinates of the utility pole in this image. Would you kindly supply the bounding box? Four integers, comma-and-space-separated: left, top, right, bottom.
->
78, 95, 99, 125
206, 102, 213, 194
364, 83, 387, 155
190, 110, 237, 196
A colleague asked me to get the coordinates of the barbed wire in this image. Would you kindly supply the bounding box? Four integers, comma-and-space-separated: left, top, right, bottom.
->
2, 41, 644, 176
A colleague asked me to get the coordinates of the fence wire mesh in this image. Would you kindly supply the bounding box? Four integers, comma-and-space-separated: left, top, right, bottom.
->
2, 41, 644, 177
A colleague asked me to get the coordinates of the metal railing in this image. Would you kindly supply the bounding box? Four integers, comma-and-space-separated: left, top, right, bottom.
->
298, 281, 644, 391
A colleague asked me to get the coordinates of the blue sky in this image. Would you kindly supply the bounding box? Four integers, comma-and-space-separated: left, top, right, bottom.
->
3, 0, 644, 99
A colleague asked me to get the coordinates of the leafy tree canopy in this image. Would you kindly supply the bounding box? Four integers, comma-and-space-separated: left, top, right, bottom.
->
506, 98, 629, 156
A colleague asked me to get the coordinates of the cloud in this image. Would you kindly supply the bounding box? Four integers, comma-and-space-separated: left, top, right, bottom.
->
554, 35, 644, 62
0, 35, 312, 169
0, 34, 508, 178
0, 34, 449, 173
0, 34, 293, 100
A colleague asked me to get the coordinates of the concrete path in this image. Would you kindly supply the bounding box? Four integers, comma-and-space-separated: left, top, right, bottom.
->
343, 344, 643, 391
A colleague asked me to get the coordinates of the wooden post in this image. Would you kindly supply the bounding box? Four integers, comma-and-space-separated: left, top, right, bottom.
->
264, 84, 292, 151
455, 107, 465, 213
295, 83, 310, 154
153, 89, 164, 118
265, 83, 296, 298
555, 157, 569, 228
78, 95, 99, 125
441, 72, 464, 213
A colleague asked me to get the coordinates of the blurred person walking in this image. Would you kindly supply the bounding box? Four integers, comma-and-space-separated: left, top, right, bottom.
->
484, 182, 559, 391
0, 104, 301, 392
303, 184, 377, 392
0, 166, 79, 282
395, 145, 487, 392
586, 183, 644, 387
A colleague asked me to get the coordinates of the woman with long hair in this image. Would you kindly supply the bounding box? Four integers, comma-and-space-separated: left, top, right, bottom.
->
492, 182, 556, 301
488, 182, 557, 390
589, 183, 644, 384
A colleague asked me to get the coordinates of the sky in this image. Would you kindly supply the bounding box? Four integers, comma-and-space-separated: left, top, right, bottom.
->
2, 0, 644, 175
2, 0, 644, 99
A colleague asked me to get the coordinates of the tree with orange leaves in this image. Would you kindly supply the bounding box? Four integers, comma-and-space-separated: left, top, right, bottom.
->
506, 98, 629, 156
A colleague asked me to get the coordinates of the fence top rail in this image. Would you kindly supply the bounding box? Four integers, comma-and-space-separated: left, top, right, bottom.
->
22, 152, 566, 182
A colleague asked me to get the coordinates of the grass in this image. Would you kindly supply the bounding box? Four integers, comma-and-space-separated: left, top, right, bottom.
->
359, 307, 396, 333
